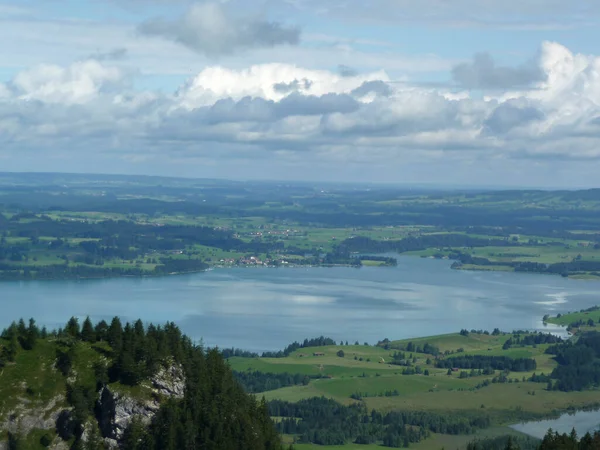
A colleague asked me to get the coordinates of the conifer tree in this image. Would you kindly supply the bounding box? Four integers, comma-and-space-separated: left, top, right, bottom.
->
107, 317, 123, 351
81, 317, 95, 342
23, 318, 39, 350
65, 317, 80, 338
94, 320, 109, 342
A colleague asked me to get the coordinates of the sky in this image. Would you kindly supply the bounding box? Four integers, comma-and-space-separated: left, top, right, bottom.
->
1, 1, 600, 187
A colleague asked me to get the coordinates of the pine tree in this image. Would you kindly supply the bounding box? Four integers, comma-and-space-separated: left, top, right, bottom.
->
3, 328, 19, 362
107, 317, 123, 351
65, 317, 80, 338
22, 318, 39, 350
81, 317, 95, 342
16, 319, 26, 339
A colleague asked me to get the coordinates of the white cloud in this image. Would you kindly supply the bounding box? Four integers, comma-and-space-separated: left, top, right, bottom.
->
1, 41, 600, 185
175, 63, 390, 108
8, 60, 126, 104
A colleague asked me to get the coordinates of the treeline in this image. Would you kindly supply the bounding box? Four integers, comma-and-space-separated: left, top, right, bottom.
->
565, 319, 597, 332
338, 234, 515, 255
466, 435, 540, 450
503, 333, 562, 349
436, 355, 537, 372
546, 331, 600, 391
450, 250, 600, 277
350, 390, 400, 400
262, 336, 337, 358
1, 317, 287, 450
0, 257, 209, 281
222, 348, 260, 358
377, 338, 440, 355
269, 397, 491, 447
233, 370, 311, 393
0, 318, 46, 363
539, 429, 600, 449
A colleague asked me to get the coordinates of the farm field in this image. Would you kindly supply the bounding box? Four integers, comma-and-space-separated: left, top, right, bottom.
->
229, 329, 600, 449
3, 173, 600, 281
545, 307, 600, 327
231, 330, 597, 419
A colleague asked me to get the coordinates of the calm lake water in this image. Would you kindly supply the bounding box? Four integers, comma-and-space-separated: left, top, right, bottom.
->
0, 256, 598, 352
512, 409, 600, 438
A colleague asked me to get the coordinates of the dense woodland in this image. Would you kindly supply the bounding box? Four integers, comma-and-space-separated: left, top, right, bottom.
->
538, 429, 600, 450
546, 331, 600, 391
450, 250, 600, 277
466, 435, 540, 450
1, 317, 287, 450
435, 355, 537, 372
261, 336, 337, 358
233, 370, 312, 393
269, 397, 490, 447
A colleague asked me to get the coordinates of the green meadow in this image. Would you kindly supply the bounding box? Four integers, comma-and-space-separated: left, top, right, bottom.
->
228, 329, 600, 449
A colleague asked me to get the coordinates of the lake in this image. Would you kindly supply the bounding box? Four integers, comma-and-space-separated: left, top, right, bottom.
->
1, 256, 598, 352
512, 409, 600, 438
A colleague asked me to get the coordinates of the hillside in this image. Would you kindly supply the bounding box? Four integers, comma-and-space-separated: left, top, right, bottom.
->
0, 318, 286, 450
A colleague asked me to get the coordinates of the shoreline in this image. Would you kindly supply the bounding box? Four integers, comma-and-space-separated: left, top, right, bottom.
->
0, 261, 371, 282
1, 252, 597, 281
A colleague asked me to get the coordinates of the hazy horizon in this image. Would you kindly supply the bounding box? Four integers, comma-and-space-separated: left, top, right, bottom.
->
0, 170, 596, 192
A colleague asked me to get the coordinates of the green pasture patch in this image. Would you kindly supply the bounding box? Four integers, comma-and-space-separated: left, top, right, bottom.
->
364, 381, 600, 418
383, 333, 507, 354
546, 308, 600, 326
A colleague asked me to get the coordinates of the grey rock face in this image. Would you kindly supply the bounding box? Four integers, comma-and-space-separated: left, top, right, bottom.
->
1, 363, 185, 449
96, 386, 159, 442
151, 364, 185, 398
96, 363, 185, 445
1, 394, 65, 435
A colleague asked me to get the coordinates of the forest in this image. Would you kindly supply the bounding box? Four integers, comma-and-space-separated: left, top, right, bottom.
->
261, 336, 337, 358
269, 397, 490, 447
0, 317, 288, 450
546, 331, 600, 391
435, 355, 538, 372
233, 370, 312, 393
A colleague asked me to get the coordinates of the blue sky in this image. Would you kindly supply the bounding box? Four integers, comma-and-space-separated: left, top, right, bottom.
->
1, 0, 600, 187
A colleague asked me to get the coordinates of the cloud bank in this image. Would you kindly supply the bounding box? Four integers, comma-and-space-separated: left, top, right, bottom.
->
1, 41, 600, 183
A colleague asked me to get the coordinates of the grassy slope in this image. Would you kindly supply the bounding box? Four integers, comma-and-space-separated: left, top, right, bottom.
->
0, 337, 155, 449
545, 309, 600, 327
382, 332, 508, 353
235, 331, 600, 450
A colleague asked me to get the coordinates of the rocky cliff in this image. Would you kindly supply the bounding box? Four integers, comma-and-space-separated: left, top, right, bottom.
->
0, 363, 185, 449
96, 363, 185, 448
